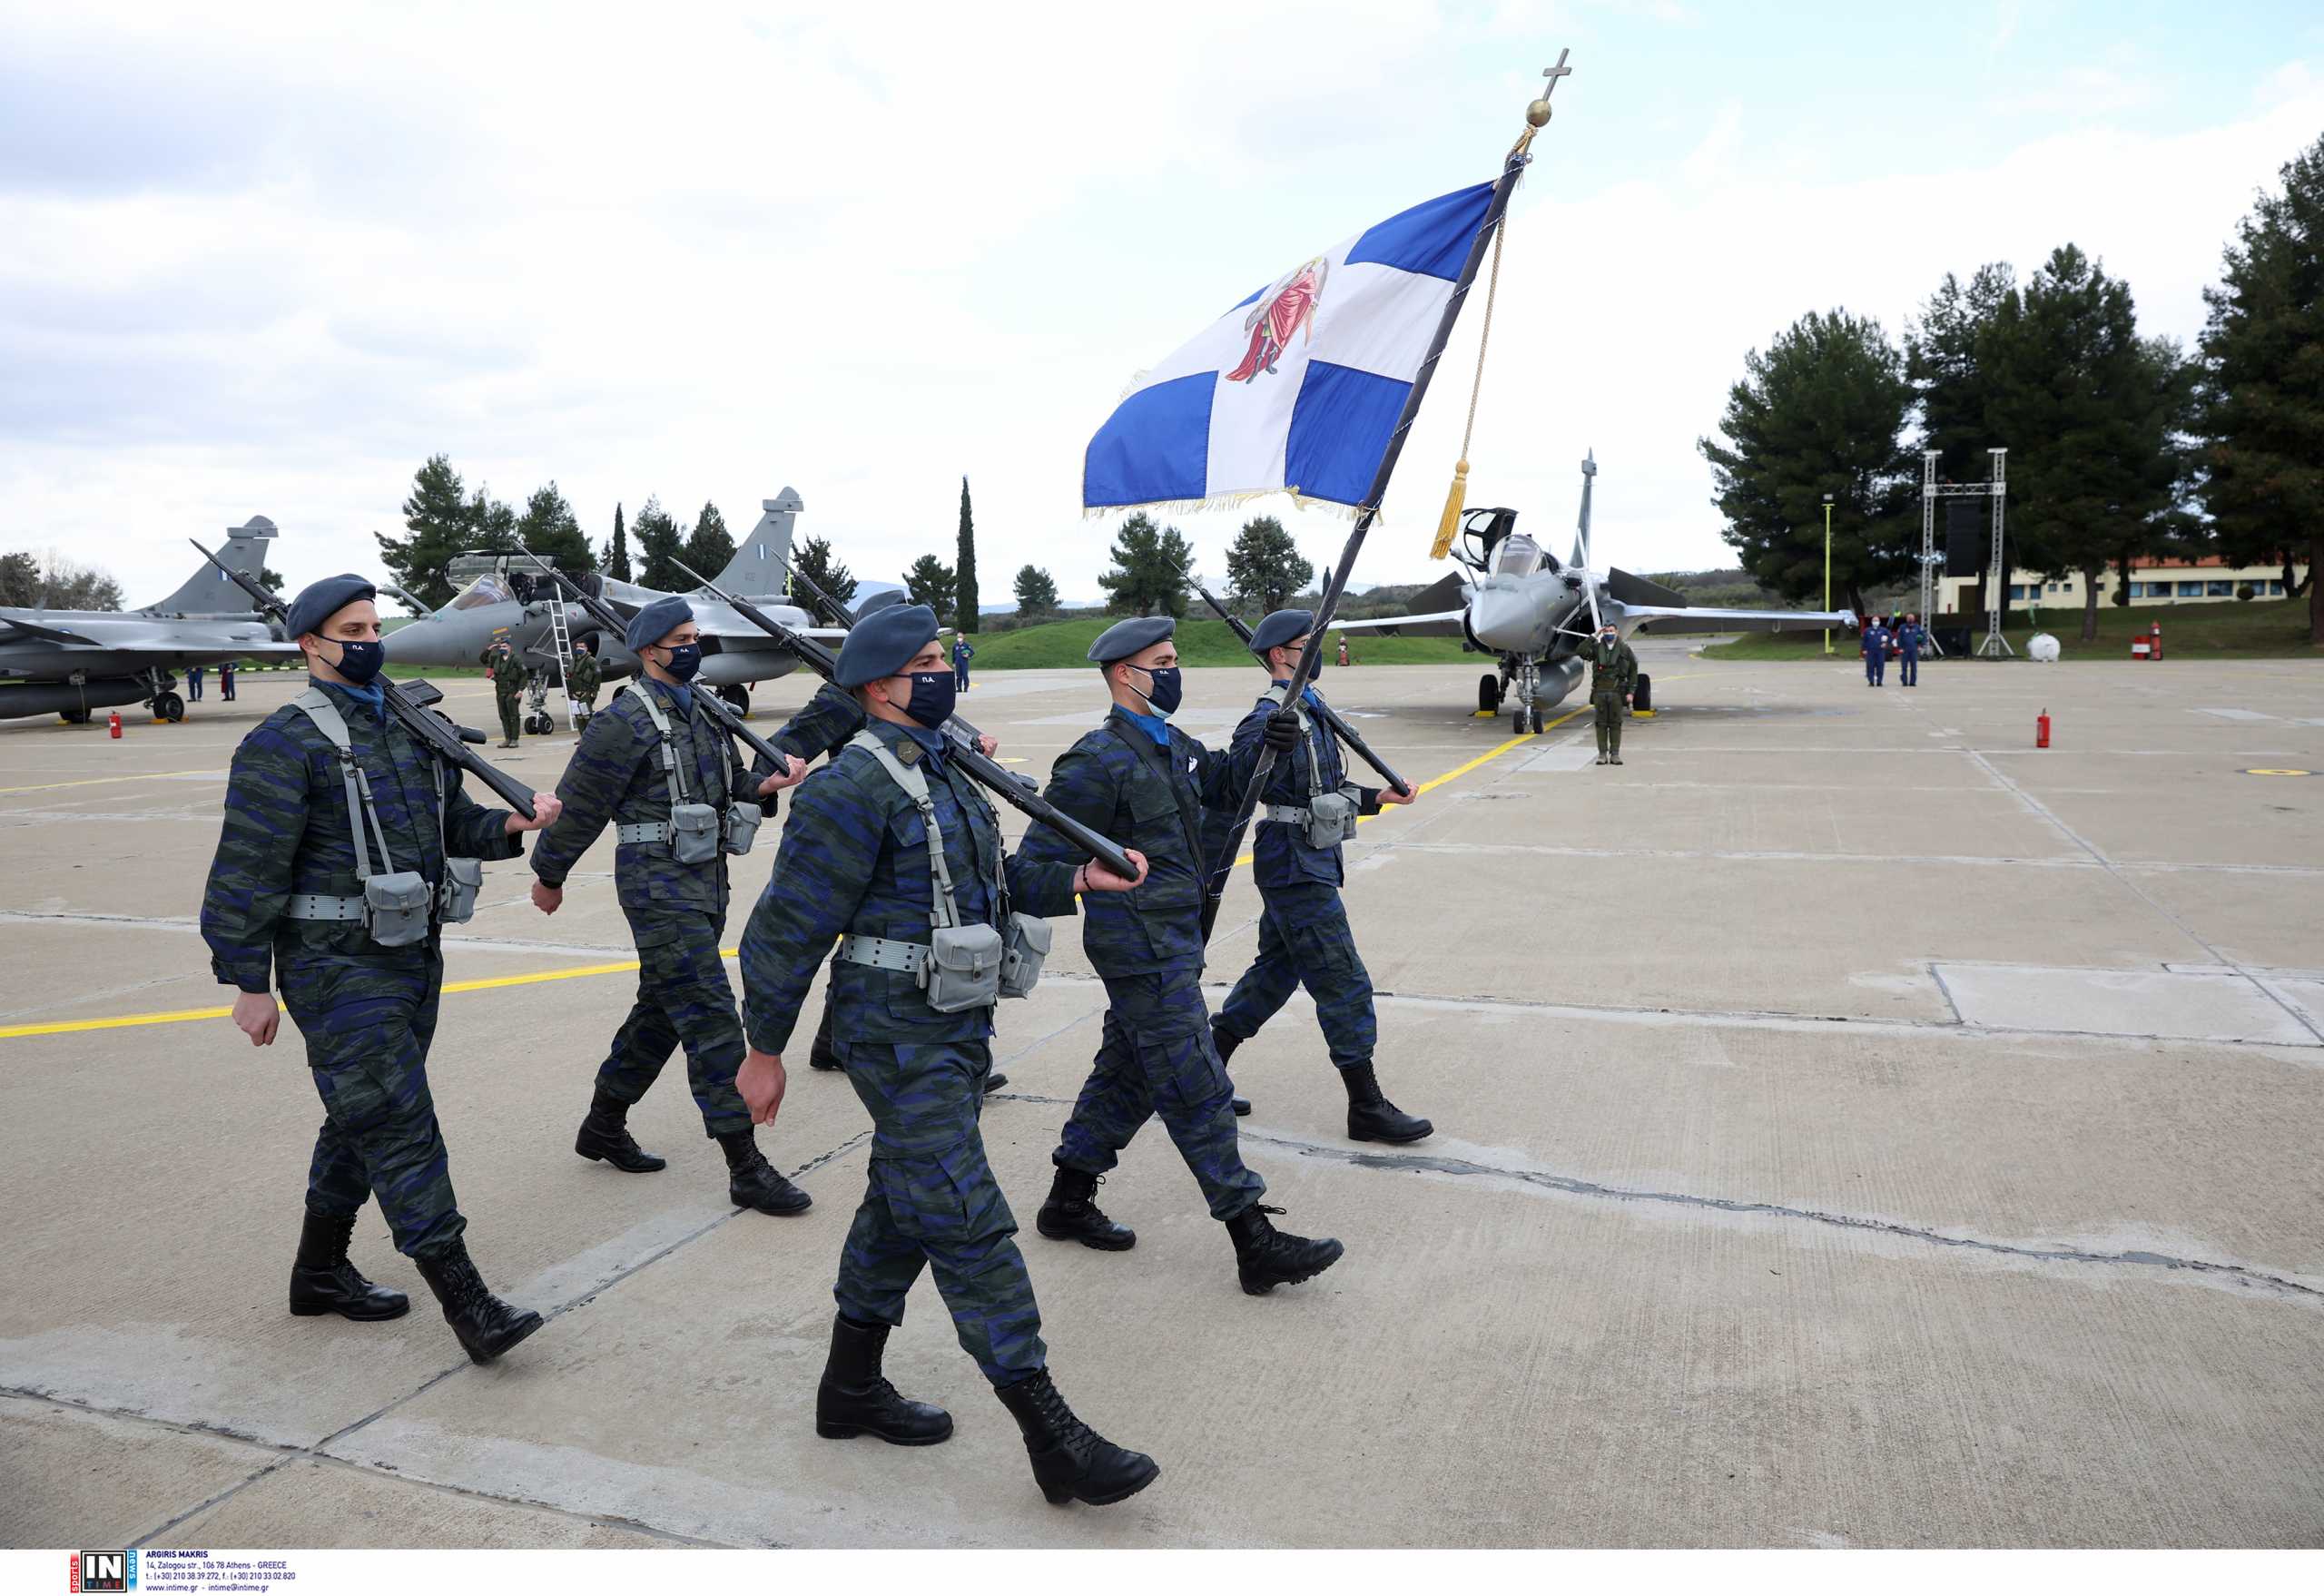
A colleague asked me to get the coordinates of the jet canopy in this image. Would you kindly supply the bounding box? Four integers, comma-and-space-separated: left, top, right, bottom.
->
1452, 507, 1559, 578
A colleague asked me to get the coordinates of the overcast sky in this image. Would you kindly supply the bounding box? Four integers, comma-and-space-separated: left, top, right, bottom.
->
4, 0, 2319, 607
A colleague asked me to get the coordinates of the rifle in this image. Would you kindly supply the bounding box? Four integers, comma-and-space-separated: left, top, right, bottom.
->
518, 555, 797, 778
1180, 571, 1412, 797
773, 552, 1001, 764
190, 541, 537, 820
670, 556, 1141, 882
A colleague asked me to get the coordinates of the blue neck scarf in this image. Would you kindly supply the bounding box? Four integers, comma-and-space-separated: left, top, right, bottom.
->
1118, 704, 1171, 747
319, 675, 387, 721
1270, 679, 1322, 709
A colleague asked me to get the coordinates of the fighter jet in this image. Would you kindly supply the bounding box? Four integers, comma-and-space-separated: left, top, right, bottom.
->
381, 489, 847, 716
1331, 453, 1856, 733
0, 517, 298, 724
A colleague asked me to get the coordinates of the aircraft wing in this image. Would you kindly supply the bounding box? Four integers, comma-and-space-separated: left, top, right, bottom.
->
1313, 570, 1471, 638
0, 616, 103, 646
1328, 609, 1467, 634
1614, 603, 1857, 632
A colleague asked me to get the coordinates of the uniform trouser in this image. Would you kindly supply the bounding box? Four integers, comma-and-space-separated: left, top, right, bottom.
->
1866, 655, 1886, 685
1899, 653, 1919, 685
288, 950, 466, 1260
1216, 878, 1377, 1069
1056, 964, 1265, 1221
835, 1037, 1044, 1386
1592, 688, 1626, 754
497, 690, 522, 739
188, 673, 203, 700
596, 905, 753, 1137
954, 666, 970, 691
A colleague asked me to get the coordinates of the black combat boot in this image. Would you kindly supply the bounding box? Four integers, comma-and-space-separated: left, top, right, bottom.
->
1226, 1203, 1344, 1296
984, 1069, 1009, 1093
1342, 1061, 1433, 1144
993, 1368, 1160, 1506
413, 1240, 543, 1364
808, 1003, 843, 1070
814, 1315, 953, 1446
717, 1129, 812, 1216
573, 1086, 666, 1173
288, 1209, 409, 1322
1211, 1022, 1252, 1117
1035, 1167, 1136, 1251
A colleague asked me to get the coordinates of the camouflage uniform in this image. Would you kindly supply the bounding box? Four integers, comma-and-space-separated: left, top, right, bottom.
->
200, 677, 524, 1259
565, 648, 601, 716
1215, 685, 1384, 1069
1019, 707, 1265, 1220
481, 640, 524, 744
530, 678, 753, 1137
752, 680, 872, 1072
1587, 635, 1639, 758
739, 718, 1079, 1384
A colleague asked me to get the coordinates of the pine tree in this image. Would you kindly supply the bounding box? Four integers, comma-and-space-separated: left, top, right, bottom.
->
1012, 563, 1060, 618
1980, 246, 2193, 642
377, 453, 474, 607
633, 497, 685, 592
1698, 310, 1915, 621
1097, 513, 1194, 617
2200, 130, 2324, 643
603, 502, 633, 580
1224, 515, 1315, 614
791, 533, 857, 622
681, 501, 735, 584
956, 476, 980, 634
515, 481, 597, 571
903, 554, 957, 622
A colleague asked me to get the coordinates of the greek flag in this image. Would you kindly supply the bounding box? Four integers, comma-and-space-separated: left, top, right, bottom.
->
1083, 182, 1496, 516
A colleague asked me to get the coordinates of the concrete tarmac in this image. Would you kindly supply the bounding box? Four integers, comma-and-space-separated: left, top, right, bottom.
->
3, 645, 2320, 1548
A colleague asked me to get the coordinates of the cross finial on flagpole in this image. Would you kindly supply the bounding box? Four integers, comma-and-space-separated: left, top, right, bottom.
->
1522, 49, 1571, 135
1541, 51, 1572, 100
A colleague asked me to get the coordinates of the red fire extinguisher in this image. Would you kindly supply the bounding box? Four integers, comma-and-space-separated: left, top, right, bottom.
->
108, 709, 123, 739
2036, 708, 2051, 749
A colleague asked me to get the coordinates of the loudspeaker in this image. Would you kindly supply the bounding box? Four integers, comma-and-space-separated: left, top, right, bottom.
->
1944, 501, 1985, 576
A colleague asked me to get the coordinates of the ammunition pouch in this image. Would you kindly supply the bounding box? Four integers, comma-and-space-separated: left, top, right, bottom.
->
925, 922, 1005, 1013
666, 802, 723, 865
721, 799, 762, 857
998, 912, 1051, 1000
437, 857, 483, 925
361, 871, 434, 949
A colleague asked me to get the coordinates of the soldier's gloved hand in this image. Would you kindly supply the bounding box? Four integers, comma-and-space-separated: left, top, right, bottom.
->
1264, 709, 1301, 752
755, 754, 809, 796
230, 990, 279, 1048
504, 792, 565, 833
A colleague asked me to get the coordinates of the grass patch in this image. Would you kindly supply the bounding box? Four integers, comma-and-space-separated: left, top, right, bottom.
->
964, 616, 1476, 670
1699, 597, 2320, 661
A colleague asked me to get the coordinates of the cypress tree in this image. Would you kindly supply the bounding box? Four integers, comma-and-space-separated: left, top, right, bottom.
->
956, 476, 980, 634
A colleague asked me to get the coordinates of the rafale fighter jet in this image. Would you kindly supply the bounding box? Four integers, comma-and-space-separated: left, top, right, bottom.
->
1331, 453, 1856, 733
381, 489, 847, 716
0, 517, 298, 724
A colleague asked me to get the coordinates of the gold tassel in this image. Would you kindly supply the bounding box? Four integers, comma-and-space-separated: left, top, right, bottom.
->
1431, 459, 1469, 561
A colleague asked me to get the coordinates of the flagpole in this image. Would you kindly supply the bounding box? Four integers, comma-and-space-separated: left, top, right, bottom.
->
1198, 59, 1570, 940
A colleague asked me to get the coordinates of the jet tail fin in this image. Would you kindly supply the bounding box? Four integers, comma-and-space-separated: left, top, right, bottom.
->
714, 488, 803, 600
144, 517, 278, 615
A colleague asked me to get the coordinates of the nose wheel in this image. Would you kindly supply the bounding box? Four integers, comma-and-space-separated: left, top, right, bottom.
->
1507, 656, 1541, 735
153, 691, 185, 723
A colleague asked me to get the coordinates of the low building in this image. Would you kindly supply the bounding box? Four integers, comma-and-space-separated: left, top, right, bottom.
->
1938, 555, 2308, 615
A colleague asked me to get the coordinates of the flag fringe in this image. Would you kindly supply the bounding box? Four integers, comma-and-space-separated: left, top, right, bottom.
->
1081, 488, 1369, 522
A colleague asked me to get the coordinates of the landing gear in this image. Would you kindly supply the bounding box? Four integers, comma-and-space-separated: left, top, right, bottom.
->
59, 708, 91, 725
524, 711, 554, 736
1506, 655, 1541, 736
718, 685, 751, 718
153, 691, 184, 723
1477, 673, 1501, 714
1528, 704, 1543, 734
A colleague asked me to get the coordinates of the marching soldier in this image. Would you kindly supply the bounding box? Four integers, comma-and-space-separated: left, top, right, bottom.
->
528, 597, 813, 1216
480, 636, 525, 748
566, 635, 602, 727
1211, 609, 1432, 1142
1586, 621, 1638, 765
201, 575, 564, 1364
1020, 616, 1346, 1297
735, 605, 1160, 1508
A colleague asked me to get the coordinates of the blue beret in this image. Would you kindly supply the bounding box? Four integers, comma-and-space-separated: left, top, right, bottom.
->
1088, 615, 1175, 665
285, 574, 376, 641
1249, 608, 1314, 658
835, 603, 940, 687
624, 596, 694, 653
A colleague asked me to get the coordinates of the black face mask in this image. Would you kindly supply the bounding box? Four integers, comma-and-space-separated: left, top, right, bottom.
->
329, 638, 385, 685
896, 670, 956, 728
655, 644, 704, 683
1129, 664, 1183, 716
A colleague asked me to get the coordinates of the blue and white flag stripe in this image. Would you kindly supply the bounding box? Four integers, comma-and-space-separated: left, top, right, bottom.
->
1084, 181, 1496, 517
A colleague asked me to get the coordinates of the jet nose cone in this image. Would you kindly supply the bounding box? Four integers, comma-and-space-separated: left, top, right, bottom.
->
380, 618, 436, 663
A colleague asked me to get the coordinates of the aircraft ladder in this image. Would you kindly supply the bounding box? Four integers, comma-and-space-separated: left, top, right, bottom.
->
543, 588, 583, 730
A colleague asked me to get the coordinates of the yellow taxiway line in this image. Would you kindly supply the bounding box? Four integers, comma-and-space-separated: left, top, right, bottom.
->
1, 718, 1565, 1042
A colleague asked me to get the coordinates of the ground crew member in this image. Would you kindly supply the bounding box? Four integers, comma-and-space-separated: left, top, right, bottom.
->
200, 574, 563, 1365
481, 638, 524, 747
735, 605, 1159, 1507
750, 680, 1014, 1092
1022, 616, 1346, 1296
952, 635, 974, 694
1861, 618, 1891, 687
528, 596, 812, 1216
1896, 613, 1926, 687
1211, 609, 1431, 1142
566, 636, 602, 727
219, 659, 236, 701
1586, 622, 1638, 765
188, 664, 205, 701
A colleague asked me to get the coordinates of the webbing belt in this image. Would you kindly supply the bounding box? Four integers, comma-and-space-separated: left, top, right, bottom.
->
833, 933, 930, 974
615, 822, 670, 844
